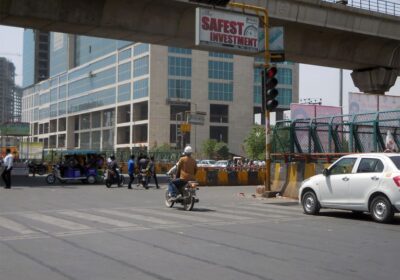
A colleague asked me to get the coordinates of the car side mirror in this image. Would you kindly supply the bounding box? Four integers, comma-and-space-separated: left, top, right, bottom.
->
322, 168, 330, 176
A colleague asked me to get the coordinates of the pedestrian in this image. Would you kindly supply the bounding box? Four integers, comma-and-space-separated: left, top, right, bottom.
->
2, 149, 14, 189
127, 155, 135, 189
147, 156, 159, 189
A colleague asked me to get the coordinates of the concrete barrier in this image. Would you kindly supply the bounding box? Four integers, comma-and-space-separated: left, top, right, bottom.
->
217, 171, 229, 185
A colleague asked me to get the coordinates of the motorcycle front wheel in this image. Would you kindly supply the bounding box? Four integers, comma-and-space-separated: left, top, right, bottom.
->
46, 174, 56, 184
165, 190, 174, 208
183, 195, 195, 211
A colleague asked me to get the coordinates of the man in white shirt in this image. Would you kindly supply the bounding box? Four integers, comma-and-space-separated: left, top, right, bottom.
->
2, 149, 13, 189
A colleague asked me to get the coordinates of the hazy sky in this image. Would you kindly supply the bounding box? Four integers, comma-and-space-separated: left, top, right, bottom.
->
1, 24, 400, 115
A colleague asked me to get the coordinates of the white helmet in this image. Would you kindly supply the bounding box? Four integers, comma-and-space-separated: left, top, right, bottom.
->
184, 146, 193, 155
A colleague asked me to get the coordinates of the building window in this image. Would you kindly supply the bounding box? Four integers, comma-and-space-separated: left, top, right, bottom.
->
117, 105, 131, 123
277, 68, 292, 85
81, 113, 90, 130
133, 124, 148, 143
118, 83, 131, 102
58, 134, 66, 148
102, 129, 114, 149
208, 61, 233, 80
168, 79, 191, 99
277, 88, 292, 106
253, 85, 262, 104
117, 126, 130, 144
102, 109, 115, 127
92, 112, 101, 128
132, 101, 148, 121
208, 82, 233, 101
74, 133, 79, 148
133, 78, 148, 99
81, 132, 90, 149
168, 57, 192, 77
210, 126, 228, 143
133, 56, 149, 77
92, 131, 100, 150
58, 118, 66, 131
210, 104, 229, 123
50, 119, 57, 133
209, 52, 233, 59
168, 47, 192, 54
170, 103, 190, 121
118, 48, 131, 61
133, 43, 149, 56
118, 62, 131, 82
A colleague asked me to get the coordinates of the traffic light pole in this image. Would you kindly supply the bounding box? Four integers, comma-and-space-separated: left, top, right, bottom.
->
229, 2, 272, 192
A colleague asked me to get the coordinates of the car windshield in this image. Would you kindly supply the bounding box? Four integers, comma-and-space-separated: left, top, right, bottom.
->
389, 156, 400, 170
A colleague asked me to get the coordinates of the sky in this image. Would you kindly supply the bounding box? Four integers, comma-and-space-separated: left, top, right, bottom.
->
1, 24, 400, 115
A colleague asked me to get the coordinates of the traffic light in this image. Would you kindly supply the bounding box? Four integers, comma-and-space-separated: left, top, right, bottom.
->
262, 66, 279, 111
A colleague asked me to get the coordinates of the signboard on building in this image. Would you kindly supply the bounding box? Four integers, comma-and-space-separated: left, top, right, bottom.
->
0, 123, 30, 136
196, 7, 260, 52
188, 112, 206, 125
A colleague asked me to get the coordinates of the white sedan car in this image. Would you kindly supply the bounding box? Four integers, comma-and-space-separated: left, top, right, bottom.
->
299, 153, 400, 223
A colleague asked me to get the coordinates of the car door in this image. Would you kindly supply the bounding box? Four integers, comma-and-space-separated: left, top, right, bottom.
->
348, 157, 384, 209
319, 157, 357, 207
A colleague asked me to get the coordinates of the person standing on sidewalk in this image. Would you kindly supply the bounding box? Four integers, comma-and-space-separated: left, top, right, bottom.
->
2, 149, 14, 189
127, 155, 135, 189
147, 156, 159, 189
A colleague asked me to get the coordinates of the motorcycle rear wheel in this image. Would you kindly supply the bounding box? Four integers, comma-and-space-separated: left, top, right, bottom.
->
105, 179, 112, 188
183, 195, 195, 211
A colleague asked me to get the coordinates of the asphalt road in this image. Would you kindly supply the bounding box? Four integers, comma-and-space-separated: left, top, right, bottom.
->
1, 176, 400, 280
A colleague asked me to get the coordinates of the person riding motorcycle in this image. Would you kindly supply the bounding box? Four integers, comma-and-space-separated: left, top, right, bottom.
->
108, 155, 120, 181
168, 146, 197, 201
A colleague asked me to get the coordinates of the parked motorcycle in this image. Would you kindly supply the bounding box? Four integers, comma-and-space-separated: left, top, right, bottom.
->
104, 168, 125, 188
137, 168, 149, 189
28, 161, 47, 175
165, 177, 199, 211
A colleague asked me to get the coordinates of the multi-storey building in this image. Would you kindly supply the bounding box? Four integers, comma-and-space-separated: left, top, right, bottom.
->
22, 29, 50, 88
0, 57, 18, 124
22, 34, 298, 156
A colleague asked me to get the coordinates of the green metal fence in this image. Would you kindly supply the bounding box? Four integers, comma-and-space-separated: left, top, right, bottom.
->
272, 109, 400, 156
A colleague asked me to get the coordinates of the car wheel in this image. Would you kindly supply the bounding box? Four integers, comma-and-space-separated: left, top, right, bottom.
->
302, 191, 320, 215
370, 195, 394, 223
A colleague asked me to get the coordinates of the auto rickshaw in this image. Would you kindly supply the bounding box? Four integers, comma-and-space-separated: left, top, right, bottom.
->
46, 150, 105, 184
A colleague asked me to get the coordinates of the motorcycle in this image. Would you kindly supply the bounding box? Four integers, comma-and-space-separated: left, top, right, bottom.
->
104, 168, 125, 188
28, 161, 47, 175
137, 168, 149, 189
165, 176, 199, 211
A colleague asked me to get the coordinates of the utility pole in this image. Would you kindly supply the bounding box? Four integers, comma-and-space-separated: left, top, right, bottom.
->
229, 2, 273, 192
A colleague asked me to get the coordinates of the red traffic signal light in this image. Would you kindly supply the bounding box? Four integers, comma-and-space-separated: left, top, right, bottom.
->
262, 67, 279, 111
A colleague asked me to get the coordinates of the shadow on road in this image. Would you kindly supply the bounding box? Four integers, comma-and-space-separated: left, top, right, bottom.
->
319, 210, 400, 224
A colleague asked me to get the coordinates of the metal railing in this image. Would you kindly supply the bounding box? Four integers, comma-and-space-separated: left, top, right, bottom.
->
272, 109, 400, 161
323, 0, 400, 16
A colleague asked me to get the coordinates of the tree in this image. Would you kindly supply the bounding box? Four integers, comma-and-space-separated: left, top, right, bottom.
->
201, 139, 218, 159
244, 125, 266, 160
215, 142, 229, 159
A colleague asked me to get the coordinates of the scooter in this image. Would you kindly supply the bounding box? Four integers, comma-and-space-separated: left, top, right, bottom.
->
28, 161, 47, 175
104, 168, 125, 188
165, 176, 199, 211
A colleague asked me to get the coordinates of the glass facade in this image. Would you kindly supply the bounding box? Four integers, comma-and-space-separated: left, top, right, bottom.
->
50, 33, 69, 77
23, 29, 35, 88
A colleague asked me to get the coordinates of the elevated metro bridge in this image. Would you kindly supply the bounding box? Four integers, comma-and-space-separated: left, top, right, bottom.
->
1, 0, 400, 92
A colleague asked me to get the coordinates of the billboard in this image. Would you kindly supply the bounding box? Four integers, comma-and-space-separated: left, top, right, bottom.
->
196, 7, 260, 52
0, 122, 30, 136
348, 92, 378, 115
19, 142, 43, 160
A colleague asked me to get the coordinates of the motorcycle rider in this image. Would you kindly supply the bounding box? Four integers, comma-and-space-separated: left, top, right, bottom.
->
168, 146, 197, 201
108, 155, 120, 183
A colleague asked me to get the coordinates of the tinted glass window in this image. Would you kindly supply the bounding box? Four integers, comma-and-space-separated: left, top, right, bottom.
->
330, 158, 357, 175
390, 156, 400, 170
357, 158, 384, 173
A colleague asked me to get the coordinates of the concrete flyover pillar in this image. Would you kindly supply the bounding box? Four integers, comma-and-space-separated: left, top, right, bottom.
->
351, 67, 398, 94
